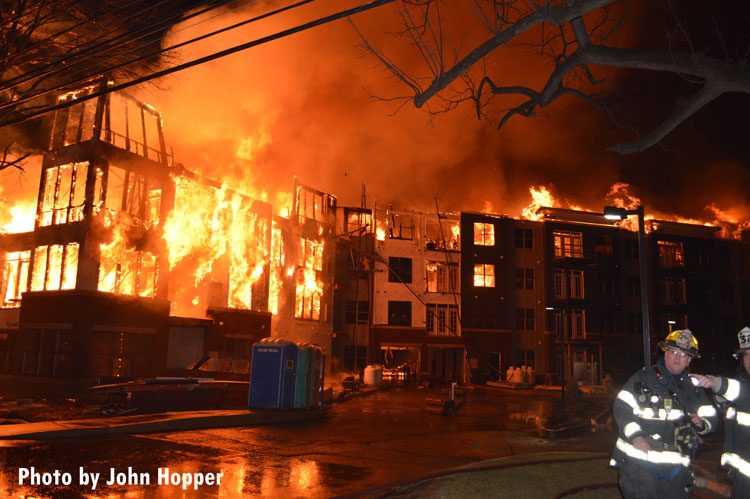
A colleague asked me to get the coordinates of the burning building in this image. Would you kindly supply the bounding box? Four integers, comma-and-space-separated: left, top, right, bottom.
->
333, 206, 463, 382
0, 80, 336, 396
333, 201, 748, 386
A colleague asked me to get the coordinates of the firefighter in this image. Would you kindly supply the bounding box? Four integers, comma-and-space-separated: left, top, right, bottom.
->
694, 326, 750, 498
611, 329, 718, 498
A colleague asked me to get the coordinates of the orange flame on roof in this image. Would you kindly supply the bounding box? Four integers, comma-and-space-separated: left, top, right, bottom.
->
521, 186, 556, 221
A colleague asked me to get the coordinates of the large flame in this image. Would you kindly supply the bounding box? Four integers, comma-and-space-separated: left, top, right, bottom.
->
521, 186, 556, 221
162, 175, 271, 316
1, 202, 36, 233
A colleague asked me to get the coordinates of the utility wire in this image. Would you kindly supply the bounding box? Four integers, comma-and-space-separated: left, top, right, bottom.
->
0, 0, 397, 130
0, 0, 313, 114
0, 0, 144, 66
31, 0, 266, 92
0, 0, 216, 94
0, 0, 61, 37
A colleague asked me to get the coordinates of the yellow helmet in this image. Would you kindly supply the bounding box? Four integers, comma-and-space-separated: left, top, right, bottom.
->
659, 329, 700, 358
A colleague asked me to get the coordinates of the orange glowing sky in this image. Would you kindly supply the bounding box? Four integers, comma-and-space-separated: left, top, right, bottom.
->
1, 0, 748, 229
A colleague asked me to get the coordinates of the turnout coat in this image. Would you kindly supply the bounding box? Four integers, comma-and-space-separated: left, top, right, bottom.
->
611, 359, 718, 471
713, 369, 750, 480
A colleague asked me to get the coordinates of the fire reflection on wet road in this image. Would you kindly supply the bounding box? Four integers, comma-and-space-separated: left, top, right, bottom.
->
0, 387, 616, 498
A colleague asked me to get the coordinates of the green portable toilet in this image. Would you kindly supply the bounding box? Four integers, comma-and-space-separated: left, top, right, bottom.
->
294, 344, 313, 408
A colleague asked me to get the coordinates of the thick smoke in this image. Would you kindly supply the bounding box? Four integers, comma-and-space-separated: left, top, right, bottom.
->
81, 2, 750, 223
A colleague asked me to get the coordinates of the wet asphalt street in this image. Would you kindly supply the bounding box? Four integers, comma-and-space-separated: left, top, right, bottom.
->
0, 386, 618, 498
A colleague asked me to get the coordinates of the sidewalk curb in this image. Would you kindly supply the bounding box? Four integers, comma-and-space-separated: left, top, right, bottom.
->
0, 408, 327, 440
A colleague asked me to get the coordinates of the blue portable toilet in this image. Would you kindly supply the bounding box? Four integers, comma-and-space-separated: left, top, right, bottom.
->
294, 344, 313, 409
248, 338, 299, 409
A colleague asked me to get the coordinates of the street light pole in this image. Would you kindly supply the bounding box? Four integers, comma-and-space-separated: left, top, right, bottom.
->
547, 306, 565, 408
636, 206, 651, 369
603, 205, 652, 370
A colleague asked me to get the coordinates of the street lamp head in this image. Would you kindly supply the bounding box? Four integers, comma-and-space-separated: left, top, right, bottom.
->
603, 206, 628, 220
668, 320, 676, 325
545, 307, 555, 311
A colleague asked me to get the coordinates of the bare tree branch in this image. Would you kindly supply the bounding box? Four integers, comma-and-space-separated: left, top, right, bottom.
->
608, 82, 722, 154
358, 0, 750, 154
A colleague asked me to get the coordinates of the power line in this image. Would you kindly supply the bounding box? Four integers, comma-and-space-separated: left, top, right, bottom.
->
0, 0, 217, 94
0, 0, 313, 115
0, 0, 144, 67
0, 0, 397, 130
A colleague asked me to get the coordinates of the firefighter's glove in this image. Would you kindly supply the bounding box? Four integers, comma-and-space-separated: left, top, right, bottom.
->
674, 423, 702, 454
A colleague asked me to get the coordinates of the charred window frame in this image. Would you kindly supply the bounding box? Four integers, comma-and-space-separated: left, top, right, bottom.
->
1, 251, 30, 308
515, 228, 533, 249
474, 222, 495, 246
38, 162, 89, 227
50, 86, 98, 148
295, 184, 336, 225
388, 257, 412, 283
389, 213, 413, 240
344, 209, 372, 235
97, 249, 157, 298
388, 300, 411, 326
103, 92, 168, 163
30, 244, 79, 292
425, 219, 460, 251
101, 165, 161, 227
295, 238, 325, 320
473, 264, 495, 287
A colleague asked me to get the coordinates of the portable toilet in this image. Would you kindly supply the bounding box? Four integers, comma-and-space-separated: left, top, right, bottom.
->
317, 349, 326, 406
310, 346, 325, 408
248, 338, 299, 409
294, 344, 313, 409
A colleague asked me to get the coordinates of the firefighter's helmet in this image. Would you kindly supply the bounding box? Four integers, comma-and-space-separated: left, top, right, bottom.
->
733, 327, 750, 359
659, 329, 700, 359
